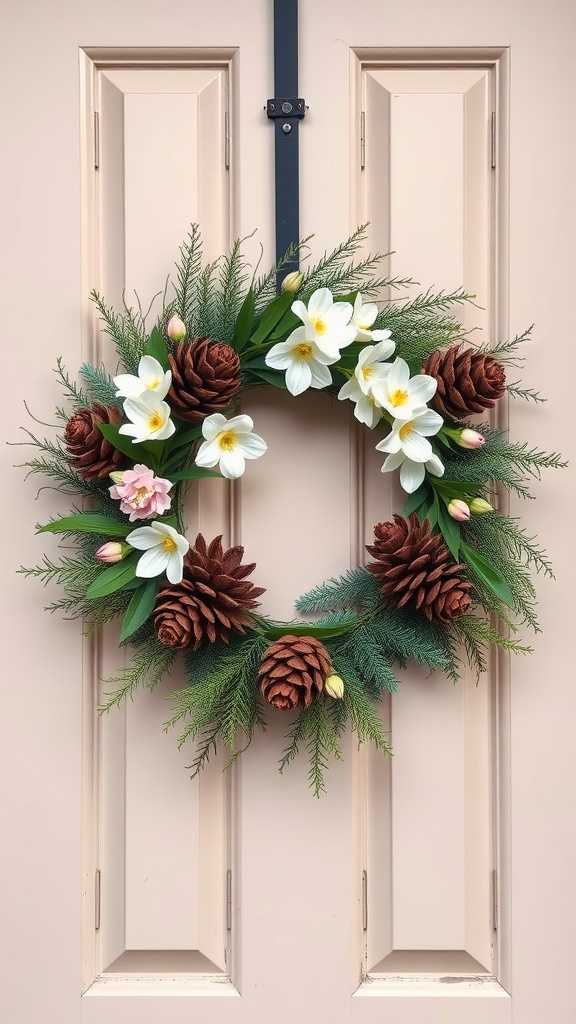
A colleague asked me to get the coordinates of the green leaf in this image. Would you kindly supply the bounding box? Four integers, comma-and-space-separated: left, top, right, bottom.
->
248, 368, 288, 389
144, 326, 169, 370
232, 288, 256, 351
166, 425, 203, 451
251, 291, 294, 344
262, 621, 356, 640
435, 429, 453, 450
85, 555, 139, 599
37, 513, 132, 537
437, 503, 461, 561
426, 491, 440, 530
402, 483, 430, 518
98, 422, 143, 461
119, 578, 160, 643
169, 467, 221, 482
460, 542, 515, 609
268, 309, 300, 340
433, 479, 484, 496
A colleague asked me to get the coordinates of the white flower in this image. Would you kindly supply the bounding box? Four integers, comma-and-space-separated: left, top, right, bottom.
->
337, 375, 383, 428
381, 450, 445, 494
351, 293, 393, 343
265, 335, 338, 396
374, 357, 437, 421
127, 521, 189, 584
352, 339, 396, 397
119, 392, 176, 443
194, 413, 267, 480
288, 287, 357, 358
114, 355, 172, 401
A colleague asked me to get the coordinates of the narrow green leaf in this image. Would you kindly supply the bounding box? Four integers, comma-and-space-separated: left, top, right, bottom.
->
37, 514, 132, 537
119, 578, 160, 643
460, 542, 515, 609
435, 430, 452, 450
434, 479, 484, 496
268, 309, 300, 340
169, 467, 221, 482
166, 425, 203, 452
426, 491, 440, 530
402, 483, 430, 518
145, 326, 170, 370
98, 422, 142, 461
85, 556, 139, 599
251, 291, 294, 344
249, 368, 288, 389
262, 621, 356, 640
437, 503, 461, 561
232, 288, 256, 352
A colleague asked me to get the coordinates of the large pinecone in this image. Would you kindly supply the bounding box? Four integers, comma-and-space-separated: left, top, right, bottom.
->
424, 346, 506, 421
167, 338, 241, 423
366, 513, 472, 622
63, 403, 125, 481
153, 534, 265, 650
259, 635, 332, 710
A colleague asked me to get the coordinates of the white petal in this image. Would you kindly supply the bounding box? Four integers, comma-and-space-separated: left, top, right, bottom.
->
308, 362, 333, 389
354, 301, 378, 329
327, 300, 353, 326
307, 288, 333, 317
219, 448, 246, 479
135, 547, 169, 578
166, 550, 185, 584
426, 453, 445, 478
153, 416, 175, 440
386, 357, 410, 393
114, 374, 145, 398
402, 432, 433, 463
370, 337, 395, 361
194, 438, 221, 468
126, 526, 160, 549
408, 374, 438, 405
118, 424, 139, 438
399, 459, 426, 493
291, 300, 309, 324
226, 414, 254, 434
370, 329, 393, 344
413, 408, 444, 436
375, 427, 402, 454
138, 356, 171, 398
238, 433, 267, 459
380, 449, 405, 474
354, 396, 382, 428
285, 360, 312, 395
338, 378, 361, 401
202, 413, 228, 441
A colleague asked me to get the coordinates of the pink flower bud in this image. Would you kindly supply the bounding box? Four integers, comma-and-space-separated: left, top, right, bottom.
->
95, 542, 128, 564
166, 314, 186, 342
469, 497, 494, 515
447, 499, 471, 522
458, 429, 485, 449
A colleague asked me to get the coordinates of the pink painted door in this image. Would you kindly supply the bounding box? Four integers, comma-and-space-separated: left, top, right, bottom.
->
2, 3, 575, 1023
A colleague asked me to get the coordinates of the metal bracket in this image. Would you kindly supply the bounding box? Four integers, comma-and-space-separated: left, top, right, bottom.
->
266, 97, 306, 119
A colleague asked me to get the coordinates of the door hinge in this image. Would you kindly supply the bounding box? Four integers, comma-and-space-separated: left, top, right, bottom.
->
94, 111, 100, 171
224, 110, 230, 170
490, 111, 496, 169
361, 869, 368, 931
226, 869, 232, 930
95, 869, 101, 930
360, 111, 366, 170
492, 868, 498, 932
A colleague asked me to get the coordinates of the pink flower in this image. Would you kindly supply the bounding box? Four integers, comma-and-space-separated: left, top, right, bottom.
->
109, 464, 173, 522
95, 542, 129, 563
447, 499, 471, 522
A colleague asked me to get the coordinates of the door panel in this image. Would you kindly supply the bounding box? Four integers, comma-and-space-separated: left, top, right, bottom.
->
2, 3, 576, 1024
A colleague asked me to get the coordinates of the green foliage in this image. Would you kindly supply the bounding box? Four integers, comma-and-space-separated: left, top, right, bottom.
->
171, 224, 204, 327
79, 363, 121, 408
331, 653, 392, 754
278, 698, 344, 798
99, 634, 178, 711
442, 427, 567, 499
295, 567, 381, 614
380, 288, 471, 372
90, 290, 147, 374
450, 614, 533, 677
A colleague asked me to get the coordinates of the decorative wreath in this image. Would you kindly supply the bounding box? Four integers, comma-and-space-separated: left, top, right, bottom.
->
22, 226, 565, 794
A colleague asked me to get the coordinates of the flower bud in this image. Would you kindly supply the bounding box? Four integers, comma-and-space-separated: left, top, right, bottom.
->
324, 673, 345, 699
457, 429, 485, 449
469, 497, 494, 515
109, 471, 125, 484
95, 541, 129, 564
281, 271, 303, 294
447, 499, 471, 522
166, 313, 187, 342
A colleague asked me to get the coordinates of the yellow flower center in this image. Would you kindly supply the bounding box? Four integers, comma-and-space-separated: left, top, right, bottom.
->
358, 322, 371, 331
362, 366, 372, 379
162, 537, 176, 552
399, 421, 414, 441
309, 316, 327, 335
131, 486, 154, 508
218, 429, 237, 451
294, 343, 313, 361
389, 388, 409, 407
145, 378, 160, 390
148, 411, 164, 430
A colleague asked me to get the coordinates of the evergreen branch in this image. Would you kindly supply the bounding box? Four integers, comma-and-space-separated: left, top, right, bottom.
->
172, 224, 204, 327
79, 363, 122, 408
442, 427, 567, 498
295, 567, 381, 614
191, 262, 219, 339
451, 614, 533, 678
337, 625, 399, 696
334, 653, 392, 755
212, 237, 250, 345
91, 290, 147, 374
476, 326, 534, 366
54, 357, 90, 409
362, 608, 454, 675
99, 638, 177, 711
18, 553, 101, 590
507, 382, 546, 404
278, 699, 343, 797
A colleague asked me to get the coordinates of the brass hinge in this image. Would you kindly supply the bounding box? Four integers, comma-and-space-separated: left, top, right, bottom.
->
492, 869, 498, 932
362, 869, 368, 931
360, 111, 366, 170
95, 869, 101, 930
490, 111, 496, 170
226, 869, 232, 930
94, 111, 100, 171
224, 110, 230, 170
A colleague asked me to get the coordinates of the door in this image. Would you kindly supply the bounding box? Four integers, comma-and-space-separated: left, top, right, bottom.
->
2, 2, 575, 1023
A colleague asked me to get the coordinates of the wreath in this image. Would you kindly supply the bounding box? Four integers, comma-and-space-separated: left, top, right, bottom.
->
22, 226, 565, 794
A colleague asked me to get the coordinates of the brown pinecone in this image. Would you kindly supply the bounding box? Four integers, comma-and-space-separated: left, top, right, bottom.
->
424, 346, 506, 421
366, 513, 472, 622
167, 338, 241, 423
63, 403, 125, 481
153, 534, 265, 650
259, 635, 332, 711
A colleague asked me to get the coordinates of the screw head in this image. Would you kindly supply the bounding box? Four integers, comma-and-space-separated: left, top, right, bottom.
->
282, 123, 292, 134
281, 101, 293, 113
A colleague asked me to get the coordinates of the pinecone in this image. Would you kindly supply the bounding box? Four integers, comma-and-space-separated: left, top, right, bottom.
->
63, 403, 125, 481
167, 338, 241, 423
366, 513, 472, 622
259, 635, 332, 711
424, 346, 506, 421
153, 534, 265, 650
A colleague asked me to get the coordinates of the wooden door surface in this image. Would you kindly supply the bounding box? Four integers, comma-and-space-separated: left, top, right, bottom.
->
2, 2, 575, 1023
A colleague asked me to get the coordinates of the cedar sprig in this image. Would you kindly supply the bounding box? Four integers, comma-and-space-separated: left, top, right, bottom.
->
99, 636, 178, 712
79, 363, 121, 409
90, 289, 147, 374
450, 614, 533, 677
278, 698, 344, 798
